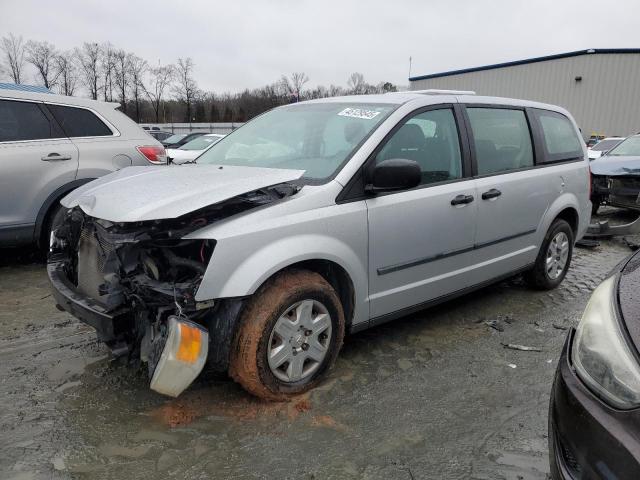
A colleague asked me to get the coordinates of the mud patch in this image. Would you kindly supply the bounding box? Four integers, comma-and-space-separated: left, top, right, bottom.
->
149, 390, 314, 427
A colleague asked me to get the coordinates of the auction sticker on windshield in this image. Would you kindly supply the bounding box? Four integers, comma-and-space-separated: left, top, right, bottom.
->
338, 107, 382, 120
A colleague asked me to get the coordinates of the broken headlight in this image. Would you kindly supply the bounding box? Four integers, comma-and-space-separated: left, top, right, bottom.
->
572, 275, 640, 409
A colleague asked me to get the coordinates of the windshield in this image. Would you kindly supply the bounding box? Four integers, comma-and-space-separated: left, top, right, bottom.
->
179, 135, 224, 151
197, 103, 395, 180
164, 134, 187, 143
592, 139, 621, 152
608, 136, 640, 156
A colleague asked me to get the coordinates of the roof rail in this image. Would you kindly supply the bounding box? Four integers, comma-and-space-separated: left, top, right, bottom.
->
0, 83, 52, 93
409, 89, 476, 96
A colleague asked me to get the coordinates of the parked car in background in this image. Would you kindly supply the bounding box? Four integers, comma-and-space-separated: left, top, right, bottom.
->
0, 87, 167, 248
587, 134, 606, 148
587, 136, 624, 160
549, 248, 640, 479
147, 130, 174, 142
48, 91, 590, 400
167, 133, 226, 164
161, 132, 204, 149
590, 134, 640, 214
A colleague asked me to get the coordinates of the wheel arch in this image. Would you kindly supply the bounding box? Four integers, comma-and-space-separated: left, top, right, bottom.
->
540, 193, 582, 243
34, 178, 96, 246
196, 234, 367, 328
554, 206, 579, 238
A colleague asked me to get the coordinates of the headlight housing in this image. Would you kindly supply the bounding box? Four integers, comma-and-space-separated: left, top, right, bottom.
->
572, 275, 640, 409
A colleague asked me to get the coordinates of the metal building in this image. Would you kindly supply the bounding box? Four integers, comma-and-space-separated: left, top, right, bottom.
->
409, 49, 640, 140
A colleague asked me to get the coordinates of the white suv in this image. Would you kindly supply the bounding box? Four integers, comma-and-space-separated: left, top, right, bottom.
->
48, 91, 591, 400
0, 87, 167, 248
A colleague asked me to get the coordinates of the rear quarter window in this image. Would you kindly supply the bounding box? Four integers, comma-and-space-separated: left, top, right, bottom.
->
46, 104, 114, 138
533, 109, 583, 163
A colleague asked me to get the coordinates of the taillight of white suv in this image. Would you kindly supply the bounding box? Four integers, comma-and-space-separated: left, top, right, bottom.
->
137, 145, 168, 165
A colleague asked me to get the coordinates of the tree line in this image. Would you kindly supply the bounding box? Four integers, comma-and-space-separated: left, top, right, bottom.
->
0, 34, 399, 124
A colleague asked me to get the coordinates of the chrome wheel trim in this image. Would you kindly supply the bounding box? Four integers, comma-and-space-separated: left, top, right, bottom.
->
546, 231, 570, 280
267, 299, 332, 383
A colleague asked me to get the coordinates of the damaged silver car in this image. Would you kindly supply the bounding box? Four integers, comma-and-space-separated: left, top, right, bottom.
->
591, 134, 640, 214
49, 91, 591, 399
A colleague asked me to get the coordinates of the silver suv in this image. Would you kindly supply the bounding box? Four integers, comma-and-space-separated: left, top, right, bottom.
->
0, 88, 167, 248
48, 91, 590, 399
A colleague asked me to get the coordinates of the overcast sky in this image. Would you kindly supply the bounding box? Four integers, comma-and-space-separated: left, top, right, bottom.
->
2, 0, 640, 93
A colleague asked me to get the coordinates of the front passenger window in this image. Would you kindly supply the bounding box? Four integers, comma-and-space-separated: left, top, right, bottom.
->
375, 109, 462, 186
467, 108, 534, 175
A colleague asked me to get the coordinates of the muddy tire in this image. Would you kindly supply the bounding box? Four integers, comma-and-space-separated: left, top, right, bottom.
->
229, 270, 345, 400
591, 196, 602, 216
524, 219, 574, 290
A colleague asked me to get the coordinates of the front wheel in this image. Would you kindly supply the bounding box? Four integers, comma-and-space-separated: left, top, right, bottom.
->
524, 219, 574, 290
229, 270, 345, 400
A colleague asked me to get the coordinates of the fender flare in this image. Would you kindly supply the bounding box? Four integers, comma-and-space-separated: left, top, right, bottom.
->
34, 178, 96, 243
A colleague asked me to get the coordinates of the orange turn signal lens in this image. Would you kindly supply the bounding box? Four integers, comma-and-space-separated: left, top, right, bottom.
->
176, 322, 202, 364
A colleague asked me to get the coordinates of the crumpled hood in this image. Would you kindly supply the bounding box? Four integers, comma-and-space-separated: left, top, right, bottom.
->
62, 165, 304, 222
590, 155, 640, 177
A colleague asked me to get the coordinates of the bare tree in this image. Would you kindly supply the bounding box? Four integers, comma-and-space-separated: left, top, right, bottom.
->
347, 72, 366, 95
128, 55, 147, 122
101, 42, 116, 102
173, 57, 199, 122
26, 40, 60, 89
56, 51, 77, 96
143, 63, 174, 123
1, 33, 27, 84
75, 42, 102, 100
113, 49, 131, 112
280, 72, 309, 101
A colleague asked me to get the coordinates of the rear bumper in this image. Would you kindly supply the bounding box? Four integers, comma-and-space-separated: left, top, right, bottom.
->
549, 330, 640, 479
47, 261, 130, 342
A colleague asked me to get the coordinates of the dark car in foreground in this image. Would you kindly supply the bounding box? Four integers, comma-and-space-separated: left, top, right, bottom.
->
549, 248, 640, 478
161, 132, 204, 149
591, 135, 640, 214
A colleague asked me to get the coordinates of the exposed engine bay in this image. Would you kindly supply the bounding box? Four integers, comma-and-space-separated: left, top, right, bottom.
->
48, 183, 298, 396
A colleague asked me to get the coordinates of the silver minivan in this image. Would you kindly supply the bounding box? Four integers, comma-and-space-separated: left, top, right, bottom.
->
48, 91, 591, 399
0, 88, 167, 248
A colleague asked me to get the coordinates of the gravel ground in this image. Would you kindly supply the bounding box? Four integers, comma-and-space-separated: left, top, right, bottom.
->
1, 208, 638, 480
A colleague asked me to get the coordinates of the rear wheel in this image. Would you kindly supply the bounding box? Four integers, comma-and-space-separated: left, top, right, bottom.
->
525, 219, 574, 290
229, 270, 345, 400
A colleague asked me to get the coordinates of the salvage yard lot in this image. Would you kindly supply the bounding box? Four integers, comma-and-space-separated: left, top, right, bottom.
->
1, 209, 638, 480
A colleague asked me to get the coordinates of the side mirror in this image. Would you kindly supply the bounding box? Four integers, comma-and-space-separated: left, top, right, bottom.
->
366, 158, 421, 193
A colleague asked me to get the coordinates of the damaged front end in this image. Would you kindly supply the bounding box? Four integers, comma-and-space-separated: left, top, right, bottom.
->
591, 157, 640, 212
48, 183, 298, 396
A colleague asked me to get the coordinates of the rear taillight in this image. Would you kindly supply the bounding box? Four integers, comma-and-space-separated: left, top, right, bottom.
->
588, 166, 592, 197
137, 145, 167, 165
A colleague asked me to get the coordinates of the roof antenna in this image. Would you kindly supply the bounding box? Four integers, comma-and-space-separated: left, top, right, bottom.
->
408, 56, 412, 79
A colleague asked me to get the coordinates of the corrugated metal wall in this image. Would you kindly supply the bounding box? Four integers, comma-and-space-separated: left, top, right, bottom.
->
410, 53, 640, 139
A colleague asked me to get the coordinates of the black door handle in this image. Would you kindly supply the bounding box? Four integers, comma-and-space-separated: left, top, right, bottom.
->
481, 188, 502, 200
451, 194, 474, 206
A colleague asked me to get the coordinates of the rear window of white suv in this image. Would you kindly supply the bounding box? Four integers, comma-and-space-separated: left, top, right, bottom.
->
46, 104, 114, 138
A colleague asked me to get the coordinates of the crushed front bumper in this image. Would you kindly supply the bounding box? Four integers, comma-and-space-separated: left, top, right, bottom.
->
47, 261, 131, 342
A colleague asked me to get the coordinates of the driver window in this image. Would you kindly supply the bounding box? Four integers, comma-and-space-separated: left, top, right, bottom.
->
375, 108, 462, 186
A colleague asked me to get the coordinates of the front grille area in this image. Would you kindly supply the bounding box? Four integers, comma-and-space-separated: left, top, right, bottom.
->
557, 434, 582, 477
610, 177, 640, 210
77, 224, 115, 304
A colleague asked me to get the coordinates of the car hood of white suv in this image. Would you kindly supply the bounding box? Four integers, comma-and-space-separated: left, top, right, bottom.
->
61, 164, 305, 222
